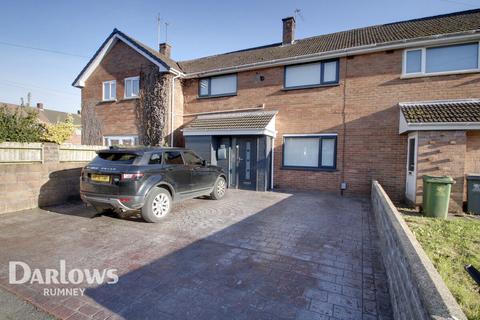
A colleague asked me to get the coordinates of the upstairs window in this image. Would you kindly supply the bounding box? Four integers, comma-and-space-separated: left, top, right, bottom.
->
199, 74, 237, 97
102, 80, 116, 101
403, 42, 480, 76
124, 76, 140, 98
284, 59, 339, 89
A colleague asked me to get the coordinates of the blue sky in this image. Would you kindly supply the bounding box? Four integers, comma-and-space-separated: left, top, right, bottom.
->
0, 0, 479, 113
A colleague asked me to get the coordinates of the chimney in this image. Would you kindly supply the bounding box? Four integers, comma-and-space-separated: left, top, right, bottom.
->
36, 103, 44, 110
282, 16, 295, 45
159, 42, 171, 58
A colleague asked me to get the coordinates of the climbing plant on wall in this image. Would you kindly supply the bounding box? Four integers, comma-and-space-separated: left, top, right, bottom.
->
81, 105, 103, 145
136, 66, 170, 146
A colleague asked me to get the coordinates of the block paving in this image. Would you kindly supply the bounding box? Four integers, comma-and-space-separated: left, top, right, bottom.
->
0, 190, 392, 319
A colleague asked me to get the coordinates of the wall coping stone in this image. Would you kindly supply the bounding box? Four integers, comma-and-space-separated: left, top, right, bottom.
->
371, 180, 466, 320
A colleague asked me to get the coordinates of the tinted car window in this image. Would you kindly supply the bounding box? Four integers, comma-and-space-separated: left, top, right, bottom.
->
149, 153, 162, 165
183, 152, 203, 165
95, 152, 137, 164
164, 151, 183, 165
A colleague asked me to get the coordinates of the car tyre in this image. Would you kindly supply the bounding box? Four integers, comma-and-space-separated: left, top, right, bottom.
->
210, 176, 227, 200
141, 187, 172, 223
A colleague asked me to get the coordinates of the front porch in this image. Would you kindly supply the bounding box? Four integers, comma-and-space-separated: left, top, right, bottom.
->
400, 99, 480, 213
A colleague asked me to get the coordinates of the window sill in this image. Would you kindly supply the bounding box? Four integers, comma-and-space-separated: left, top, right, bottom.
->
282, 83, 339, 91
281, 166, 337, 172
197, 93, 237, 100
401, 69, 480, 79
121, 96, 140, 101
99, 99, 117, 104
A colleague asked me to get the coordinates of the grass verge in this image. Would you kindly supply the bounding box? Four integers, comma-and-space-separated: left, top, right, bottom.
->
403, 214, 480, 320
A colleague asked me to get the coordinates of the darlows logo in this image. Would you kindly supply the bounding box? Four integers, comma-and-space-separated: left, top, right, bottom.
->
9, 260, 118, 296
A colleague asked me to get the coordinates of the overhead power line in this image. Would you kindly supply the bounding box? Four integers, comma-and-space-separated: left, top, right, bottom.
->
0, 80, 78, 97
0, 41, 89, 59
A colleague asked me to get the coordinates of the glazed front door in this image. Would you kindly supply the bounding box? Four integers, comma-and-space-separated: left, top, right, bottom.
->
405, 133, 417, 203
236, 137, 257, 190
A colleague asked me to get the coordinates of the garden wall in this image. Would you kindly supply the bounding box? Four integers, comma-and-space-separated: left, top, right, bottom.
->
0, 142, 102, 214
371, 180, 466, 320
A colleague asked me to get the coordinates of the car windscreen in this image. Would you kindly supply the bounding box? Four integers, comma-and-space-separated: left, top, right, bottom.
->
93, 152, 138, 164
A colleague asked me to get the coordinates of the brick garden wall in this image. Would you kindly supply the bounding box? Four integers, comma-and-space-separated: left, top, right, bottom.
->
371, 180, 466, 320
0, 144, 87, 215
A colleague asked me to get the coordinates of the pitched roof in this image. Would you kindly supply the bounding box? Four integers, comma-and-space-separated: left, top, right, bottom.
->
400, 100, 480, 123
115, 29, 180, 71
72, 29, 181, 87
1, 103, 81, 126
178, 9, 480, 74
184, 110, 277, 130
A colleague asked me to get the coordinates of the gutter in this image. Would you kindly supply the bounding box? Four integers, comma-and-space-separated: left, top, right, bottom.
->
181, 30, 480, 78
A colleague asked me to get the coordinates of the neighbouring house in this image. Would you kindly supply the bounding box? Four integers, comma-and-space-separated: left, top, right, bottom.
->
73, 9, 480, 212
2, 102, 82, 144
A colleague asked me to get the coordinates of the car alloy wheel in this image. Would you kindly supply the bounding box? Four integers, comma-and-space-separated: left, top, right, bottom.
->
217, 178, 226, 197
152, 193, 170, 217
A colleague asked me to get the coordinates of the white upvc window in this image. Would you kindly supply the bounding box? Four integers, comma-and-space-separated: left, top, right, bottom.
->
103, 135, 139, 147
403, 42, 480, 77
124, 76, 140, 98
102, 80, 116, 101
282, 134, 337, 170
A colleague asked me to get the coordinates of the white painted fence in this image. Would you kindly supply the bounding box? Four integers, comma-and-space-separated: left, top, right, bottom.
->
59, 144, 104, 162
0, 142, 103, 163
0, 142, 43, 163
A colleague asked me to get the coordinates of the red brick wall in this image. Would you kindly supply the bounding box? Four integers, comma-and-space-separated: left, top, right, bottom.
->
416, 131, 466, 212
81, 41, 157, 141
182, 50, 480, 201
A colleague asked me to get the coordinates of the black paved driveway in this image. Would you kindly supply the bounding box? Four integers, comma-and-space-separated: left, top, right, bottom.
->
0, 190, 392, 320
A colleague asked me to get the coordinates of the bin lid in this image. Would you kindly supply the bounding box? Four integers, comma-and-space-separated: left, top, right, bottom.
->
467, 174, 480, 180
423, 175, 454, 184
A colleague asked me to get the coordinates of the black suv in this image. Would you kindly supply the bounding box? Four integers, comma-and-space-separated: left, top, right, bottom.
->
80, 147, 227, 223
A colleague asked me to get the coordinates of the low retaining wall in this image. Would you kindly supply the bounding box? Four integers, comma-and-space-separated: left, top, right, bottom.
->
371, 180, 466, 320
0, 143, 101, 214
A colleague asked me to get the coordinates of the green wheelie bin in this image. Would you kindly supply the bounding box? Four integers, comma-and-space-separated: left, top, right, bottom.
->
422, 175, 454, 219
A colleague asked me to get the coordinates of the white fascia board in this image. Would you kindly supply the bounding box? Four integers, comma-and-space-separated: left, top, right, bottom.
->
183, 128, 276, 137
401, 122, 480, 133
399, 113, 409, 134
74, 34, 169, 88
282, 133, 338, 137
183, 31, 480, 78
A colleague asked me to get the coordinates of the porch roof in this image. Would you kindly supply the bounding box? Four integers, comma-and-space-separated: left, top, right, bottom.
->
182, 110, 277, 137
399, 99, 480, 133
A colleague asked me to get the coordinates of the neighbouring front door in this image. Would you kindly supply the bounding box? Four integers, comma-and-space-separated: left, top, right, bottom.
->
236, 137, 257, 190
405, 133, 417, 203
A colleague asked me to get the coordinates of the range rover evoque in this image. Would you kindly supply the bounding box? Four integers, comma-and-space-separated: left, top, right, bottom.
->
80, 147, 227, 223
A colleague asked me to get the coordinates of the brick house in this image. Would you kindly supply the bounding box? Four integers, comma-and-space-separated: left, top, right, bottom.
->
73, 9, 480, 211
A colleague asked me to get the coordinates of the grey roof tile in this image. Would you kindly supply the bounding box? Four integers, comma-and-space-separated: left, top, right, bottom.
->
178, 9, 480, 74
400, 100, 480, 123
184, 110, 277, 130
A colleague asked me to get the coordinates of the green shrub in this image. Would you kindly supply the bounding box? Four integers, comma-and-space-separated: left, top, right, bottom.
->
0, 105, 45, 142
42, 114, 75, 144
